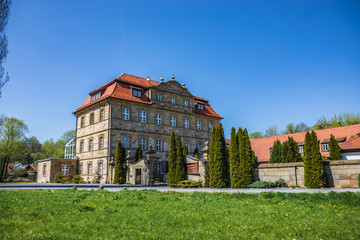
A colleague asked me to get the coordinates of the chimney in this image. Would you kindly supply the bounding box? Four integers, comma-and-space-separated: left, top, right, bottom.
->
146, 76, 151, 81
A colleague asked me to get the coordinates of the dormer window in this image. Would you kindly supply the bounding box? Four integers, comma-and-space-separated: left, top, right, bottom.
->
298, 146, 304, 154
197, 104, 204, 110
321, 143, 329, 152
132, 89, 142, 98
91, 92, 101, 102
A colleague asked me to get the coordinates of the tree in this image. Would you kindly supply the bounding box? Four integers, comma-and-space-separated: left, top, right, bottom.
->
0, 0, 11, 98
250, 131, 263, 139
229, 127, 240, 188
182, 144, 188, 156
168, 132, 177, 185
134, 148, 143, 162
282, 137, 302, 163
209, 123, 227, 188
329, 134, 342, 160
265, 125, 279, 137
269, 140, 283, 163
175, 134, 185, 183
295, 122, 309, 132
0, 117, 28, 182
113, 141, 126, 184
206, 126, 216, 188
193, 147, 199, 158
313, 116, 331, 130
284, 123, 296, 134
238, 128, 254, 187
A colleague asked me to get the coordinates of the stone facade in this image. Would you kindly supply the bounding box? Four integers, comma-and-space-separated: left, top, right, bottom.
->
37, 158, 78, 183
74, 75, 222, 184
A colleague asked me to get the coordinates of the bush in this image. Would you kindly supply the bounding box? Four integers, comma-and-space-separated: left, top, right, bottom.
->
248, 179, 286, 188
54, 173, 66, 183
72, 175, 82, 184
66, 174, 74, 182
171, 180, 203, 188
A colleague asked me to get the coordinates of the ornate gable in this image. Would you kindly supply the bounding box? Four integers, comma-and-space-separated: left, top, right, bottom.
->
152, 80, 193, 98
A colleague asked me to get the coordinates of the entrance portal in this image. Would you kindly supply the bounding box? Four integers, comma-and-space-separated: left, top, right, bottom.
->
135, 169, 142, 185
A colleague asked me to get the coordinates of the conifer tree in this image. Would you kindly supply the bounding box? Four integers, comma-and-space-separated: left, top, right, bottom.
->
282, 137, 302, 163
269, 140, 283, 163
329, 134, 342, 160
113, 141, 126, 184
204, 162, 210, 187
209, 123, 228, 188
229, 127, 241, 188
303, 132, 312, 188
194, 147, 199, 158
134, 148, 143, 162
238, 128, 254, 187
207, 126, 216, 187
168, 132, 177, 185
175, 134, 186, 183
183, 145, 188, 156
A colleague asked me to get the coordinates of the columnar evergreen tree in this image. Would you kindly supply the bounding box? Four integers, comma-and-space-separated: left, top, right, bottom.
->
282, 137, 302, 163
206, 126, 216, 187
175, 134, 186, 183
329, 134, 342, 160
269, 140, 283, 163
193, 147, 199, 158
134, 148, 143, 162
238, 128, 254, 187
229, 127, 240, 188
113, 141, 126, 184
209, 123, 228, 188
168, 132, 177, 185
182, 145, 188, 156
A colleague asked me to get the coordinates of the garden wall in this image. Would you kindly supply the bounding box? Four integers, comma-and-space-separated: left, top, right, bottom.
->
254, 160, 360, 188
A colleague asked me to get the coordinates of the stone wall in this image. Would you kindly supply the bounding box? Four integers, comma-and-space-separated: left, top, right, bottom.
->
37, 159, 78, 183
255, 160, 360, 188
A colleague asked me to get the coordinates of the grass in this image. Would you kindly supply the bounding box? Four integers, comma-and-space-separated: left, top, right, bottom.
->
0, 190, 359, 239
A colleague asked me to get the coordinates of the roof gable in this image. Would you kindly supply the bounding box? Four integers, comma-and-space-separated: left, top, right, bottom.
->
153, 80, 193, 98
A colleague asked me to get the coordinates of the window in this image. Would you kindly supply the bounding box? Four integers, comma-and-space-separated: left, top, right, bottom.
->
298, 146, 304, 154
100, 109, 105, 121
270, 148, 272, 154
89, 139, 93, 151
171, 116, 176, 127
184, 100, 188, 107
121, 136, 129, 149
123, 108, 129, 120
43, 164, 46, 177
88, 164, 92, 175
62, 165, 69, 176
81, 117, 85, 127
140, 111, 146, 123
79, 165, 83, 175
80, 141, 84, 153
197, 120, 202, 130
90, 113, 94, 124
156, 162, 163, 174
99, 136, 104, 150
170, 97, 175, 104
197, 144, 203, 151
184, 118, 189, 129
157, 94, 162, 101
156, 140, 162, 151
91, 92, 101, 102
132, 89, 142, 97
208, 122, 213, 132
322, 143, 329, 152
156, 114, 162, 125
98, 162, 103, 174
140, 138, 146, 150
197, 104, 204, 110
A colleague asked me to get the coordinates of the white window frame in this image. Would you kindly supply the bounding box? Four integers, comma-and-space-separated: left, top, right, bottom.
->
197, 104, 204, 110
140, 111, 146, 123
157, 94, 162, 101
132, 89, 142, 97
91, 92, 101, 102
184, 118, 189, 129
98, 162, 103, 174
43, 164, 47, 177
322, 143, 329, 152
62, 165, 69, 176
123, 108, 130, 120
140, 138, 146, 150
79, 165, 83, 175
100, 109, 104, 121
89, 139, 93, 151
156, 114, 162, 125
298, 146, 304, 154
80, 141, 84, 153
88, 164, 92, 175
99, 136, 104, 150
81, 117, 85, 127
90, 113, 94, 124
171, 116, 176, 127
122, 136, 129, 149
170, 97, 175, 104
208, 122, 213, 132
156, 139, 162, 151
184, 100, 188, 107
197, 120, 202, 130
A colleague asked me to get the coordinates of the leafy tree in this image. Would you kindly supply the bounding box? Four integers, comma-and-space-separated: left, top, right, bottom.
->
295, 122, 309, 132
113, 141, 126, 184
265, 125, 279, 137
282, 137, 302, 163
269, 140, 283, 163
168, 132, 177, 185
249, 131, 263, 139
209, 123, 227, 188
284, 123, 296, 134
329, 134, 342, 160
0, 0, 11, 98
313, 116, 331, 130
134, 148, 143, 162
238, 128, 254, 187
175, 134, 186, 183
229, 127, 240, 188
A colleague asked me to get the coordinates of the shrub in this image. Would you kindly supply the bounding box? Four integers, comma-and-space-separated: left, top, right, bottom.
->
72, 175, 82, 184
248, 179, 286, 188
177, 180, 203, 188
66, 174, 74, 182
54, 173, 66, 183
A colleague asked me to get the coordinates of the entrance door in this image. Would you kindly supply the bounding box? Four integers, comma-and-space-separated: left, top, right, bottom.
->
135, 169, 142, 185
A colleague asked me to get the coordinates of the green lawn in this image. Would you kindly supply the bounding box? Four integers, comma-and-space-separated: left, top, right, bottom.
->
0, 189, 359, 239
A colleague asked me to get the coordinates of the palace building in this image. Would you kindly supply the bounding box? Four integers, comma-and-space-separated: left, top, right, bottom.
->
73, 73, 222, 183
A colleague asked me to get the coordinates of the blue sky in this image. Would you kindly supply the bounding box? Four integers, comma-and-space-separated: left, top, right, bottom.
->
1, 0, 359, 142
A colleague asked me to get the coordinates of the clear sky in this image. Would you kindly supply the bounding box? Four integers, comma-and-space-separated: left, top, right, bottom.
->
1, 0, 359, 142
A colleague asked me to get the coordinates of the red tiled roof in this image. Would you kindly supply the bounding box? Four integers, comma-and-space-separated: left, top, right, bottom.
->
250, 124, 360, 163
340, 134, 360, 151
74, 73, 222, 119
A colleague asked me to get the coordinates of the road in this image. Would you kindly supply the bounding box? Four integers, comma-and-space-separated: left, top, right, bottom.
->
0, 183, 359, 193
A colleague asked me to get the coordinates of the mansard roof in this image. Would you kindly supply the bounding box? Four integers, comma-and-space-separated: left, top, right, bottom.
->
74, 73, 222, 119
